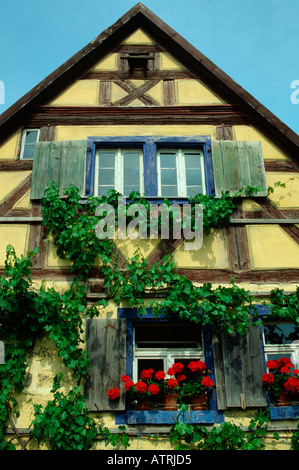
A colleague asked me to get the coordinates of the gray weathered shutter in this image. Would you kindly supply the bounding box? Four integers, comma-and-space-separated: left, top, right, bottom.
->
31, 140, 86, 199
85, 318, 127, 411
212, 323, 267, 409
211, 140, 267, 198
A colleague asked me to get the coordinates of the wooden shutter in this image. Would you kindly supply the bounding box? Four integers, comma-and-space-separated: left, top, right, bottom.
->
212, 323, 267, 409
85, 318, 127, 411
31, 140, 86, 199
211, 140, 267, 198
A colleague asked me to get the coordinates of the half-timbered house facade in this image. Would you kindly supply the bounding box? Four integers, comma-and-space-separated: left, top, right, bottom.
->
1, 4, 299, 450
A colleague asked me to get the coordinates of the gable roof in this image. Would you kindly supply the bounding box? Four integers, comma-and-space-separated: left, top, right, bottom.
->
0, 2, 298, 166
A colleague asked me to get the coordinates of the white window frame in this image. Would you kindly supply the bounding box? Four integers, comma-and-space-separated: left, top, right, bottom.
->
133, 324, 204, 382
262, 321, 299, 369
20, 129, 40, 160
95, 148, 144, 196
157, 148, 206, 197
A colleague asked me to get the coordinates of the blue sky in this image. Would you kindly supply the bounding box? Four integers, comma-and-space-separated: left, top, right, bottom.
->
0, 0, 298, 133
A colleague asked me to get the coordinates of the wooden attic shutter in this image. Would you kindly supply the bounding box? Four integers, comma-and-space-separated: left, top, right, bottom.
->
211, 140, 267, 198
85, 318, 127, 411
31, 140, 86, 199
212, 322, 267, 409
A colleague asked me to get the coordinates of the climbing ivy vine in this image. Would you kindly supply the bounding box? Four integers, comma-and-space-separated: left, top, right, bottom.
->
0, 182, 298, 450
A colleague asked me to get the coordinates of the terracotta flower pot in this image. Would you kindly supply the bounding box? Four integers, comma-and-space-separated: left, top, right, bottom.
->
136, 397, 150, 410
276, 391, 291, 407
191, 393, 207, 410
163, 393, 179, 410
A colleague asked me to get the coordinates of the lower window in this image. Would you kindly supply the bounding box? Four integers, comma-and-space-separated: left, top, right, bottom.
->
263, 322, 299, 369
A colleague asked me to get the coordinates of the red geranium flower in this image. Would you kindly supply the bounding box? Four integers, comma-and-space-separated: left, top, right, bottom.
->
148, 384, 160, 395
172, 362, 184, 374
167, 378, 179, 389
167, 367, 175, 376
280, 366, 291, 374
135, 381, 147, 393
177, 374, 186, 382
284, 377, 299, 394
155, 370, 166, 381
108, 387, 120, 400
202, 376, 214, 388
124, 380, 134, 391
188, 360, 207, 372
121, 375, 131, 382
140, 369, 154, 380
293, 369, 299, 375
262, 373, 274, 385
278, 357, 293, 369
266, 360, 279, 370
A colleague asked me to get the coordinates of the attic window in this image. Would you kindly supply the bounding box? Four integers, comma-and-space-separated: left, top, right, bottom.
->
120, 52, 155, 75
20, 129, 40, 160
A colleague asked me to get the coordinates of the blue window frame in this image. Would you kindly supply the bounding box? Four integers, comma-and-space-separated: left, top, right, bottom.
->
85, 136, 215, 200
115, 308, 224, 425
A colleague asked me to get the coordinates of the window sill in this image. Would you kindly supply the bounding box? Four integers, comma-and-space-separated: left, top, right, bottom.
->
115, 409, 224, 425
269, 405, 299, 420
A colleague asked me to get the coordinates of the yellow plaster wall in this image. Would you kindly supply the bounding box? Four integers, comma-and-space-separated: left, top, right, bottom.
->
121, 28, 156, 45
172, 229, 228, 269
48, 80, 100, 106
160, 52, 185, 70
12, 190, 32, 210
247, 224, 299, 270
233, 125, 289, 160
45, 235, 72, 269
0, 130, 21, 160
92, 53, 117, 71
176, 79, 224, 105
55, 124, 217, 140
111, 82, 130, 103
0, 171, 31, 203
0, 224, 29, 266
115, 235, 160, 260
266, 173, 299, 209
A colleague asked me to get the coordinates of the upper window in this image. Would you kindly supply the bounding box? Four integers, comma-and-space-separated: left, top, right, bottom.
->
20, 129, 40, 160
157, 148, 206, 197
30, 136, 268, 201
95, 148, 144, 197
84, 136, 214, 200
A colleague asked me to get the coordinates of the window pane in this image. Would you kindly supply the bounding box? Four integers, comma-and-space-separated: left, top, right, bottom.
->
187, 186, 202, 197
123, 152, 140, 168
160, 153, 176, 168
123, 153, 140, 195
186, 169, 202, 186
184, 154, 201, 169
97, 186, 114, 197
124, 169, 139, 185
161, 186, 178, 197
25, 130, 38, 144
161, 169, 177, 186
137, 359, 164, 378
98, 169, 114, 186
97, 152, 115, 195
98, 152, 115, 168
264, 324, 299, 345
135, 324, 202, 349
23, 144, 36, 159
